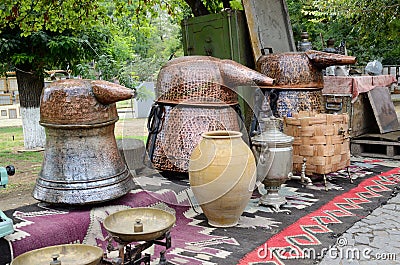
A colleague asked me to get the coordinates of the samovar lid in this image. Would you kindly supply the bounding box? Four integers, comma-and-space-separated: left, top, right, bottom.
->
251, 117, 294, 146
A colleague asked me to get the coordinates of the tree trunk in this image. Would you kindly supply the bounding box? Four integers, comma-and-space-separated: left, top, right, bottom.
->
184, 0, 210, 16
16, 68, 46, 149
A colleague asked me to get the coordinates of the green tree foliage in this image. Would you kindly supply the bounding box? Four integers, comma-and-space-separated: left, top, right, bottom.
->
0, 0, 115, 148
287, 0, 400, 64
74, 1, 185, 96
0, 1, 111, 74
0, 0, 185, 103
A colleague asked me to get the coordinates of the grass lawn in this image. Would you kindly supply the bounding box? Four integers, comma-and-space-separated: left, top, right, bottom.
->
0, 126, 43, 195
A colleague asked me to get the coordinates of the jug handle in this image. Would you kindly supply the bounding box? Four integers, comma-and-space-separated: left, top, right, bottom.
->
261, 47, 273, 55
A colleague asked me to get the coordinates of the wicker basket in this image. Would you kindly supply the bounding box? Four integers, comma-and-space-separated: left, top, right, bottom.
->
283, 111, 350, 175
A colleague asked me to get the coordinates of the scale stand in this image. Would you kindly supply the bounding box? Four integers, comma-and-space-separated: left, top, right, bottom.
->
103, 231, 172, 265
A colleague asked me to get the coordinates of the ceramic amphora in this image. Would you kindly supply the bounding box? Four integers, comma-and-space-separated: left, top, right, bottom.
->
189, 131, 256, 227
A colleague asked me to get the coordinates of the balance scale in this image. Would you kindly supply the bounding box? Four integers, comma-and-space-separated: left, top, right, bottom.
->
10, 207, 176, 265
102, 207, 176, 265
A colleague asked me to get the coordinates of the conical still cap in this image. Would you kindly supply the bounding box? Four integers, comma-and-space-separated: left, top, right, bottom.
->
40, 79, 134, 126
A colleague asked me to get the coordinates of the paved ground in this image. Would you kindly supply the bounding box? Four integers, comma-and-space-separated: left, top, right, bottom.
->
0, 117, 22, 127
319, 94, 400, 264
319, 192, 400, 264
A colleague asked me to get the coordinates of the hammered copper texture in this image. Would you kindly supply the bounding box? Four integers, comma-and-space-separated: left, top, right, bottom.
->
34, 79, 135, 205
91, 80, 135, 105
41, 79, 134, 125
261, 89, 324, 120
275, 90, 323, 117
156, 56, 274, 104
146, 104, 242, 172
256, 50, 356, 89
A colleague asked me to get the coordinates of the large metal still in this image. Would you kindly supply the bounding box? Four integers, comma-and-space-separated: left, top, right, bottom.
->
146, 56, 274, 173
33, 79, 136, 205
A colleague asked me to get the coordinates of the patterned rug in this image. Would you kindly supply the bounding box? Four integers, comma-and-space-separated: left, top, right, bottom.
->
1, 160, 399, 265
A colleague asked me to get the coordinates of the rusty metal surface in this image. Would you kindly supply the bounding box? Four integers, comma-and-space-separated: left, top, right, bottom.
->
34, 79, 135, 205
256, 50, 356, 89
146, 103, 242, 172
41, 79, 134, 125
155, 56, 274, 104
323, 94, 379, 137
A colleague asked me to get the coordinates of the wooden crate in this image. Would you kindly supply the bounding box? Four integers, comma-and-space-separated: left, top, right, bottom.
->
284, 111, 350, 175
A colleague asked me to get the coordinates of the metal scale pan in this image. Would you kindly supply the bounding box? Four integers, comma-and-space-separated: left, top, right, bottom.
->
103, 207, 176, 264
11, 244, 103, 265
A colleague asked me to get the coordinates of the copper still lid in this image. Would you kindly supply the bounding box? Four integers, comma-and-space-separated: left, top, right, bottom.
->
40, 79, 135, 127
256, 50, 356, 89
155, 56, 274, 105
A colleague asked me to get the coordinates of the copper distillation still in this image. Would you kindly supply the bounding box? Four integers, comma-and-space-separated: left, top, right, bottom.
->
256, 49, 357, 118
146, 55, 274, 173
33, 79, 136, 205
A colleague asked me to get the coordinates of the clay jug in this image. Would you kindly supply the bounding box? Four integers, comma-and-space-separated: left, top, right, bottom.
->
189, 131, 256, 227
